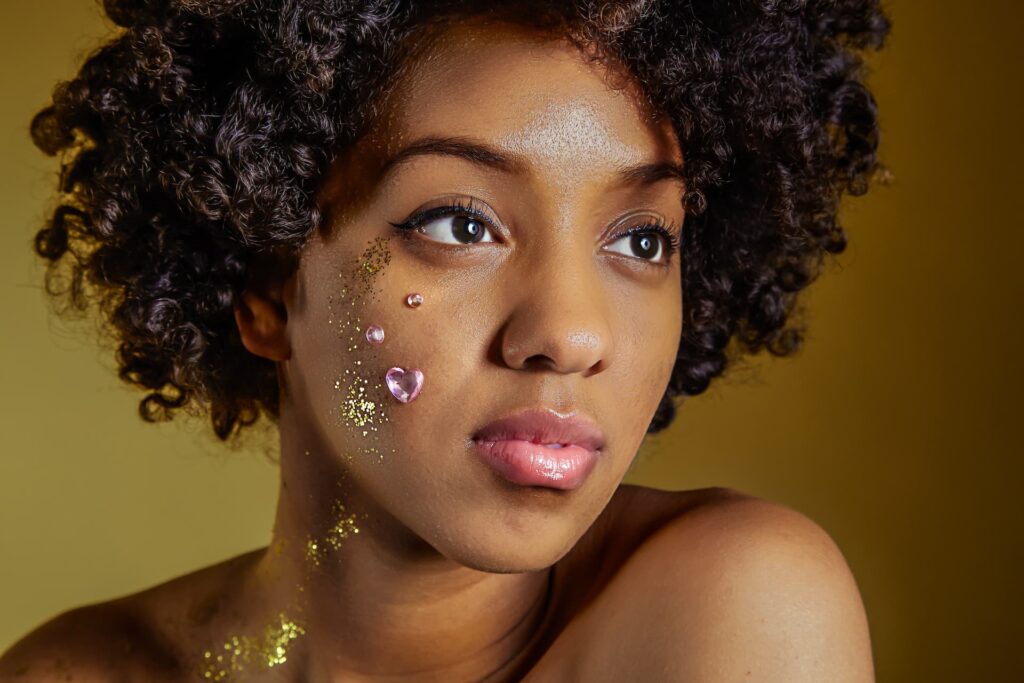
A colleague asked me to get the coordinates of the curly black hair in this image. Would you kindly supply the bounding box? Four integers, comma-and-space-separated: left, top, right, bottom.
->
29, 0, 891, 441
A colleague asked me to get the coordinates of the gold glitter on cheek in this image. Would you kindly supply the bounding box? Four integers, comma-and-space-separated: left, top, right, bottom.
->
335, 374, 378, 429
199, 614, 306, 681
326, 235, 398, 463
360, 238, 391, 277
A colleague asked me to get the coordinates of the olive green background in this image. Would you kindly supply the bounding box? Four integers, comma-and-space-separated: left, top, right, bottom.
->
2, 2, 1020, 681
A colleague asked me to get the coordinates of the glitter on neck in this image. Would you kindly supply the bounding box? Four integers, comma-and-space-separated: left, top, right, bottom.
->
305, 499, 363, 567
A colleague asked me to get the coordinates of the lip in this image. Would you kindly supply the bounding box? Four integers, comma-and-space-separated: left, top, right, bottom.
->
470, 409, 605, 490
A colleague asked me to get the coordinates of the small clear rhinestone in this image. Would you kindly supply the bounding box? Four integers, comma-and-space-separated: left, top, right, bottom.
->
405, 293, 424, 308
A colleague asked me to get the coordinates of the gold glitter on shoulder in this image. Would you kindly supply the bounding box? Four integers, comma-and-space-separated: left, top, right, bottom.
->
200, 613, 305, 681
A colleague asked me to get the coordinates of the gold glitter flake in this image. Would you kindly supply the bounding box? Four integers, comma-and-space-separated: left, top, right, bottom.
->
336, 373, 379, 429
305, 537, 326, 567
304, 501, 362, 567
326, 236, 397, 462
358, 236, 392, 279
200, 613, 305, 681
325, 500, 361, 549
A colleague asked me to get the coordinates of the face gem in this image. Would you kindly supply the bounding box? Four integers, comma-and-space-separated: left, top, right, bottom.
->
385, 366, 424, 403
365, 324, 385, 344
405, 292, 424, 308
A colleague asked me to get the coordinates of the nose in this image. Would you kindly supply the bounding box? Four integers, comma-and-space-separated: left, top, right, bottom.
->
499, 246, 613, 377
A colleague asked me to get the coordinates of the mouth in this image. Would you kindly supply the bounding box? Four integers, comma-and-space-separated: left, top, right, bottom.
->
470, 409, 605, 490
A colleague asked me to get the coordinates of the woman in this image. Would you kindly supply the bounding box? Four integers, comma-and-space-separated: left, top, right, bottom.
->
0, 0, 890, 680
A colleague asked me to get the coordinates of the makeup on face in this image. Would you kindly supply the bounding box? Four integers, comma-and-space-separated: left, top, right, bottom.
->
289, 18, 684, 575
328, 236, 400, 461
385, 366, 424, 404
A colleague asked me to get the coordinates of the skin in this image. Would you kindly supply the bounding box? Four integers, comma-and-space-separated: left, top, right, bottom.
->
0, 18, 875, 683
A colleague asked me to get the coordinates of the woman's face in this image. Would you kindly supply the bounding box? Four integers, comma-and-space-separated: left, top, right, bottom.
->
282, 19, 684, 571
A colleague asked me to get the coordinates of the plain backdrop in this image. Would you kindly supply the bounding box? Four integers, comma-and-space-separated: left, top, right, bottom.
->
2, 2, 1021, 681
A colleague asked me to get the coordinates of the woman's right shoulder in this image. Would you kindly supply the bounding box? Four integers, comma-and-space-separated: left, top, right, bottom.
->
0, 549, 264, 682
0, 599, 180, 682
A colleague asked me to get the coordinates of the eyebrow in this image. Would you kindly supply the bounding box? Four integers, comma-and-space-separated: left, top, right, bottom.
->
377, 135, 685, 188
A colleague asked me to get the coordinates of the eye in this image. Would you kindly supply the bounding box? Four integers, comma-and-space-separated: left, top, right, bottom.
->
389, 198, 499, 246
604, 222, 680, 265
419, 213, 497, 245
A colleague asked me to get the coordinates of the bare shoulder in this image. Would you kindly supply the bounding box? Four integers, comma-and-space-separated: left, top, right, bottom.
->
0, 550, 262, 682
572, 485, 874, 682
0, 600, 180, 682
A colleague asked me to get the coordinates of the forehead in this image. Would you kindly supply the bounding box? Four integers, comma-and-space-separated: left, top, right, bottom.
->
365, 18, 683, 175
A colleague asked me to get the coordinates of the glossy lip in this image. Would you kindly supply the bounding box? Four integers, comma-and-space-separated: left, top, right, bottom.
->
470, 409, 605, 490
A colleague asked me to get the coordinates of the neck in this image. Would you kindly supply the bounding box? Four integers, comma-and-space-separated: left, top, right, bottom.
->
249, 416, 554, 682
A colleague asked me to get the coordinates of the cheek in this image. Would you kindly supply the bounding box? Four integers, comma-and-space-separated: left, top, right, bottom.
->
293, 235, 404, 464
611, 284, 682, 434
296, 235, 458, 472
651, 281, 683, 378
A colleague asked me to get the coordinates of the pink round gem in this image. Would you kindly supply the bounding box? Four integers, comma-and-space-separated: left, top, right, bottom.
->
365, 325, 385, 344
405, 292, 424, 308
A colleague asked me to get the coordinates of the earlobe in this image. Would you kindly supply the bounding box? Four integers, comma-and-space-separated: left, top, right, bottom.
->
234, 288, 291, 362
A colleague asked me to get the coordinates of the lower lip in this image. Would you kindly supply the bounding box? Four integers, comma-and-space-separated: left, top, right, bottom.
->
471, 439, 599, 490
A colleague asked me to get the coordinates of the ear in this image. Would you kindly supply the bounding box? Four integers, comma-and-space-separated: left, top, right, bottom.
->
234, 279, 292, 362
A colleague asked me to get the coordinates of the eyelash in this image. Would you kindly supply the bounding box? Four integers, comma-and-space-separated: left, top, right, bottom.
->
388, 197, 682, 265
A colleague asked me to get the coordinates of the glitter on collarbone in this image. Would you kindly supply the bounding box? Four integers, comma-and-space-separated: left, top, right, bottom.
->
199, 613, 305, 681
198, 480, 367, 679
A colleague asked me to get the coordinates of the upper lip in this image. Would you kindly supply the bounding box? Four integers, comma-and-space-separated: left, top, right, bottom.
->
471, 408, 606, 452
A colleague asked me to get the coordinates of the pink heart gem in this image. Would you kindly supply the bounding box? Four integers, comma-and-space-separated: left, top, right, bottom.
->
385, 367, 424, 403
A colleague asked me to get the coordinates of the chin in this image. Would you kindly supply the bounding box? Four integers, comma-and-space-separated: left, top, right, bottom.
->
442, 546, 564, 575
420, 506, 587, 574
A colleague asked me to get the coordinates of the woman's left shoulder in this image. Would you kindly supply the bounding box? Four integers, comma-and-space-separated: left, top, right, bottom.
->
616, 483, 855, 563
620, 484, 865, 591
576, 485, 875, 681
